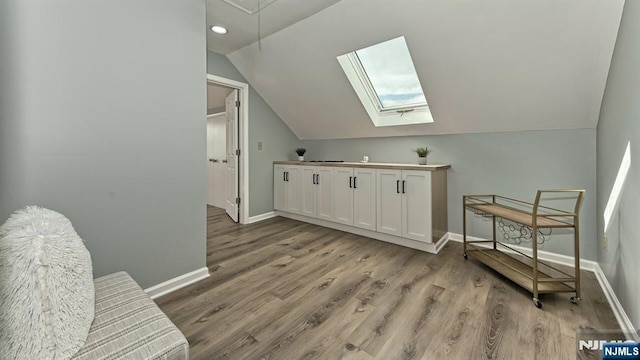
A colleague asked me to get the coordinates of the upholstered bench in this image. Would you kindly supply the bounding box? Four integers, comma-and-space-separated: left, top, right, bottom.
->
72, 272, 189, 360
0, 206, 189, 360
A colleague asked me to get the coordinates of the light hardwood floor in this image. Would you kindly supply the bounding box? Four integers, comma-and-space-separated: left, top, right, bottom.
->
156, 206, 620, 360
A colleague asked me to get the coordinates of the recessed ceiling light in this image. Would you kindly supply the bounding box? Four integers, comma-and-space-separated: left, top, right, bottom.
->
211, 25, 228, 35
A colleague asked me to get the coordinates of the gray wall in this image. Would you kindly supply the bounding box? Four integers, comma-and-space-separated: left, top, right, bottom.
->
596, 0, 640, 331
0, 0, 207, 289
207, 51, 301, 217
301, 129, 597, 260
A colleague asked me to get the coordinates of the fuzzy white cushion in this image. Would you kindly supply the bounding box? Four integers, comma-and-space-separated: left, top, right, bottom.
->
0, 206, 95, 360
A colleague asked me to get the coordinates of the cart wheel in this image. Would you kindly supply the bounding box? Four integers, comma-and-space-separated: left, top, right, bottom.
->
570, 296, 581, 305
463, 253, 468, 260
533, 298, 542, 309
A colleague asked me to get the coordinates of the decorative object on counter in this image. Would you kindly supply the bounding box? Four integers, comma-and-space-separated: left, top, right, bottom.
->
362, 155, 369, 163
413, 147, 431, 165
295, 148, 306, 161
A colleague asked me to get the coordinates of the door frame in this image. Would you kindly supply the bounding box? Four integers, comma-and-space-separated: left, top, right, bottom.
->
207, 74, 249, 224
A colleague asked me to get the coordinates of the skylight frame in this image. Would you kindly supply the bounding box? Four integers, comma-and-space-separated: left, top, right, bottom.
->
337, 36, 433, 127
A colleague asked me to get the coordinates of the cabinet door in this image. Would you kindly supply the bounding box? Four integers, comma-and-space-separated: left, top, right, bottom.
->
274, 165, 286, 211
316, 167, 334, 221
285, 166, 301, 214
376, 169, 402, 236
332, 167, 354, 225
353, 168, 376, 231
401, 170, 432, 242
300, 167, 317, 217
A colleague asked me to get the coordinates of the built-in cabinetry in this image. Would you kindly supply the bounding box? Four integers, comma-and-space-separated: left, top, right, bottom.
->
274, 161, 450, 254
299, 166, 333, 221
332, 167, 376, 230
376, 169, 433, 242
274, 164, 301, 214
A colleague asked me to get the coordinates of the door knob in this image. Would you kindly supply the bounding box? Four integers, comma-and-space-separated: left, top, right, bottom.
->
209, 159, 218, 163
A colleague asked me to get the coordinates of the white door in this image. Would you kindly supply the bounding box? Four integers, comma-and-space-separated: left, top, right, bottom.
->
316, 167, 334, 221
274, 164, 286, 211
300, 167, 317, 217
332, 167, 354, 225
225, 90, 239, 222
376, 169, 402, 236
402, 170, 432, 242
207, 114, 227, 208
353, 168, 376, 231
284, 166, 301, 214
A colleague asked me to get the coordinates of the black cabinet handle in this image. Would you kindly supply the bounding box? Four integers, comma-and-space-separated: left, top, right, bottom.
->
316, 174, 320, 185
402, 180, 406, 194
283, 172, 286, 182
349, 176, 353, 188
312, 174, 316, 184
354, 177, 357, 189
396, 180, 400, 193
285, 172, 289, 182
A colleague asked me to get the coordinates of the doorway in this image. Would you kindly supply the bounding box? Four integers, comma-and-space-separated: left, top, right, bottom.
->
206, 74, 249, 224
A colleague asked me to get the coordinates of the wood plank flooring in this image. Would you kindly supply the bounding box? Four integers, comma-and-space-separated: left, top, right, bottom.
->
156, 206, 620, 360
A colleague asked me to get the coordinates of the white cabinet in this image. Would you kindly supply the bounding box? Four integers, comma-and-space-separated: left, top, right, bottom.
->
316, 167, 334, 221
274, 164, 286, 211
274, 161, 448, 253
377, 169, 432, 242
402, 170, 432, 242
300, 166, 334, 220
333, 167, 376, 230
300, 167, 317, 217
273, 165, 301, 214
376, 169, 402, 236
333, 168, 354, 225
353, 168, 376, 231
285, 166, 301, 213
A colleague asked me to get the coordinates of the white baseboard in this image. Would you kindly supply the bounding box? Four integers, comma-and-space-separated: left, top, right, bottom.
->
448, 232, 637, 340
144, 267, 210, 300
593, 264, 639, 341
246, 211, 277, 224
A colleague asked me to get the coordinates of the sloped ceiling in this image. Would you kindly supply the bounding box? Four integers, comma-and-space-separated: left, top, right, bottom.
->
206, 0, 341, 54
207, 82, 234, 111
226, 0, 625, 140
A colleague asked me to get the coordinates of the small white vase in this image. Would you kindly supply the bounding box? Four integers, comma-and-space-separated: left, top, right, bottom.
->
298, 156, 304, 161
418, 157, 427, 165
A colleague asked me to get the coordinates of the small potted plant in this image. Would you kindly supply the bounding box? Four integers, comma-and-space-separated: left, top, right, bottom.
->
413, 147, 430, 165
295, 148, 306, 161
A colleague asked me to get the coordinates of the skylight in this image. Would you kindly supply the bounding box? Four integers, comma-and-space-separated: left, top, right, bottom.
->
337, 36, 433, 127
355, 37, 427, 110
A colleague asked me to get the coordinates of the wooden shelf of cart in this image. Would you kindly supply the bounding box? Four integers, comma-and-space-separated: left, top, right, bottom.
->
463, 190, 585, 308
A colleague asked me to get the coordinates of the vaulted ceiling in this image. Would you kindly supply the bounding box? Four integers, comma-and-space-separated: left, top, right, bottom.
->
206, 0, 341, 54
217, 0, 625, 139
207, 83, 234, 111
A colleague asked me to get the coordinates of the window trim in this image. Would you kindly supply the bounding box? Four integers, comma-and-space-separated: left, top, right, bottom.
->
337, 42, 433, 127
